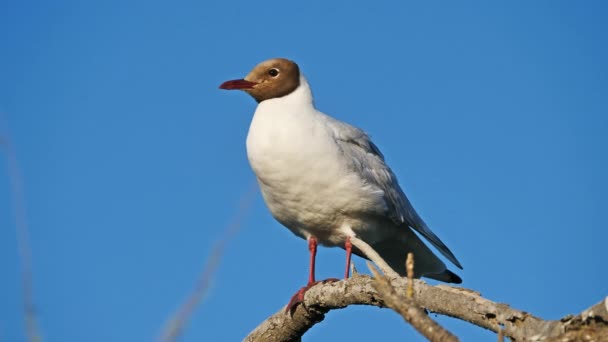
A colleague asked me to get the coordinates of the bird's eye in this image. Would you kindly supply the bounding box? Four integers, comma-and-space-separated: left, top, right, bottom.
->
268, 68, 279, 77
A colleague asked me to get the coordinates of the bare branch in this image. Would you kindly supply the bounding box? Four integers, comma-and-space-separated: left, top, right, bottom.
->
349, 235, 400, 278
158, 183, 256, 342
243, 275, 608, 342
543, 297, 608, 342
368, 262, 458, 342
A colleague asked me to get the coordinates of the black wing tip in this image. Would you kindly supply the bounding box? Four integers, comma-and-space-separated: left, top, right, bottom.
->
409, 223, 464, 270
426, 269, 462, 284
439, 247, 464, 270
446, 270, 462, 284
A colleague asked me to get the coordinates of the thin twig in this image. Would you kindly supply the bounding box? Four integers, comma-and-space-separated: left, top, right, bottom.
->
349, 235, 400, 278
406, 252, 414, 299
368, 262, 459, 342
158, 182, 257, 342
1, 117, 43, 342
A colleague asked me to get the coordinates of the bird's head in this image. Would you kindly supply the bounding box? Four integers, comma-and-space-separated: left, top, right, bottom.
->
219, 58, 300, 103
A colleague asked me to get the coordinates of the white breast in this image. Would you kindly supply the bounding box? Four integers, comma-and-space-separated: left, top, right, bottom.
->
246, 83, 381, 245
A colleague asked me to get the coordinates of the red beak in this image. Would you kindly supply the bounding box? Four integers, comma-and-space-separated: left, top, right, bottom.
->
219, 79, 257, 90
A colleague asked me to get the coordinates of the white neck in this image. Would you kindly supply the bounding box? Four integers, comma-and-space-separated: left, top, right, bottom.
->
258, 74, 315, 109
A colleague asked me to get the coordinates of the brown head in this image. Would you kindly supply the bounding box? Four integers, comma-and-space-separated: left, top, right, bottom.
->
219, 58, 301, 103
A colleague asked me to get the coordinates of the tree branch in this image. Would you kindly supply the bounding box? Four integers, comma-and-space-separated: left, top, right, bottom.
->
369, 262, 458, 342
243, 275, 608, 341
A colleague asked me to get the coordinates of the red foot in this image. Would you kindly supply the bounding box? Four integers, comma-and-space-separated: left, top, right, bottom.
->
285, 278, 339, 315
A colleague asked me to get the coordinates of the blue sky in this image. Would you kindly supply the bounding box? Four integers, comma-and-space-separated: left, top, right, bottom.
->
1, 1, 606, 341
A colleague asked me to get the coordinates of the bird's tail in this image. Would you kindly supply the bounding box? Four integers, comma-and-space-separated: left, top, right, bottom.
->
369, 227, 462, 284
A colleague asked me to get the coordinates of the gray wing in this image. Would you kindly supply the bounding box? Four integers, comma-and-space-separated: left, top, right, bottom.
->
324, 115, 463, 269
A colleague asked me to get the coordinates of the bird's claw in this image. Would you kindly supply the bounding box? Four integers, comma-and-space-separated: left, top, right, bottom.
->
285, 278, 339, 315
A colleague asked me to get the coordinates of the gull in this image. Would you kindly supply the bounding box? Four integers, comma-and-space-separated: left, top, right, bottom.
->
219, 58, 463, 311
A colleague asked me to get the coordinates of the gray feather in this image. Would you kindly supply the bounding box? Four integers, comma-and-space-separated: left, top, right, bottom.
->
323, 115, 463, 269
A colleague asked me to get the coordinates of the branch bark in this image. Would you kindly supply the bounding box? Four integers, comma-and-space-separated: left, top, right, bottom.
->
369, 262, 458, 342
243, 275, 608, 342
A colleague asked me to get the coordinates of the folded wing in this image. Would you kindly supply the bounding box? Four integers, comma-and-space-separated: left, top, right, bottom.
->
323, 115, 463, 269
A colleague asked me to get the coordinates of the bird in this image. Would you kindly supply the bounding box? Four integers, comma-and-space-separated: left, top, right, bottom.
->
219, 58, 462, 312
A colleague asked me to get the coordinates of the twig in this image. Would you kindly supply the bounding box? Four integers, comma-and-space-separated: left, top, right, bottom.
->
349, 235, 400, 278
1, 117, 43, 342
406, 252, 414, 299
368, 262, 458, 342
158, 182, 256, 342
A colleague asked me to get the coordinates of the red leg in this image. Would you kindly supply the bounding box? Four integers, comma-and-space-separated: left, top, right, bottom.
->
285, 237, 338, 314
344, 237, 352, 279
307, 237, 317, 284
